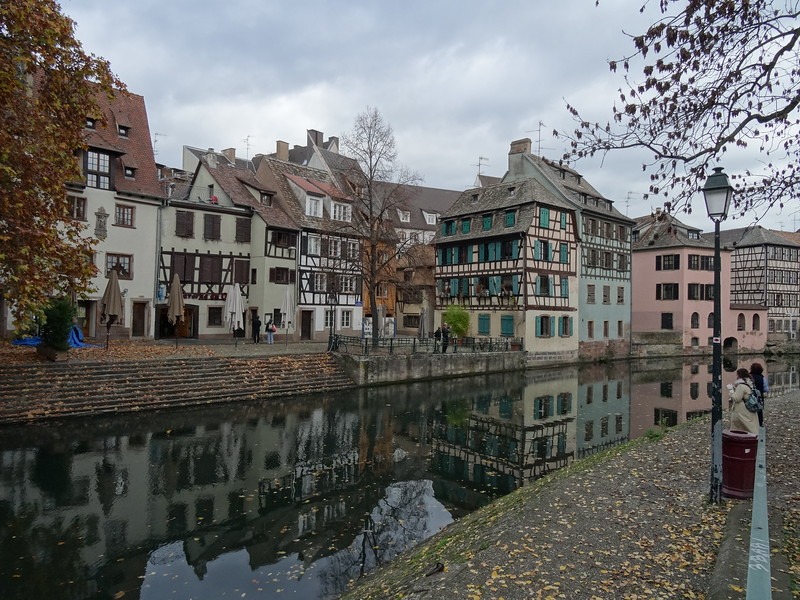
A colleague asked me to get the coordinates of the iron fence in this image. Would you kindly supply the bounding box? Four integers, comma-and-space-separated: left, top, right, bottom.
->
327, 334, 524, 356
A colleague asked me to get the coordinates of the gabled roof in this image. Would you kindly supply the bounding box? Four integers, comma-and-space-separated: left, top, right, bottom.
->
714, 226, 800, 249
376, 182, 460, 231
83, 89, 162, 198
253, 155, 344, 231
775, 230, 800, 245
632, 211, 713, 251
193, 150, 298, 231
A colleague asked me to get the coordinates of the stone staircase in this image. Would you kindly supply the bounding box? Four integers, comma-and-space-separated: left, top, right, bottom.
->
0, 353, 355, 424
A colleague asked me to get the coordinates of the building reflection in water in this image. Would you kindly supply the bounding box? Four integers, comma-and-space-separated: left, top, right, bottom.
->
0, 357, 795, 599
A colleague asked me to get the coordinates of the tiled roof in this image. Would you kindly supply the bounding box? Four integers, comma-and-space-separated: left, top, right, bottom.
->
376, 182, 460, 231
253, 156, 342, 231
633, 212, 713, 250
84, 89, 162, 198
715, 225, 800, 248
195, 151, 298, 231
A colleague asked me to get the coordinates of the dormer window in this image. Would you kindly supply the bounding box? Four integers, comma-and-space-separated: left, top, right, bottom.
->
118, 125, 130, 138
507, 187, 516, 197
86, 118, 97, 129
471, 193, 479, 202
306, 195, 322, 217
124, 166, 136, 178
260, 192, 273, 206
333, 202, 352, 222
423, 211, 438, 225
397, 209, 411, 223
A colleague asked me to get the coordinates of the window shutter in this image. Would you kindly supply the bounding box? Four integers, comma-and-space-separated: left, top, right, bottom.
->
656, 284, 662, 300
290, 269, 296, 283
655, 256, 662, 270
478, 244, 486, 262
236, 218, 251, 243
535, 316, 542, 337
550, 317, 556, 337
534, 241, 541, 260
512, 274, 519, 295
320, 238, 329, 257
569, 317, 574, 336
466, 244, 473, 263
674, 254, 680, 269
269, 268, 276, 282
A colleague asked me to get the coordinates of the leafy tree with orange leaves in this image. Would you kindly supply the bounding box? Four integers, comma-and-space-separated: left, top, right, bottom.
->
1, 1, 120, 329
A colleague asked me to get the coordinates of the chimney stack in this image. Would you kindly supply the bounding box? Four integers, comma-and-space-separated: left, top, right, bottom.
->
507, 138, 532, 179
308, 129, 324, 147
221, 148, 236, 163
276, 140, 289, 161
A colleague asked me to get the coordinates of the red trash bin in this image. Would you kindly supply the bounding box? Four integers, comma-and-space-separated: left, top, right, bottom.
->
722, 429, 758, 499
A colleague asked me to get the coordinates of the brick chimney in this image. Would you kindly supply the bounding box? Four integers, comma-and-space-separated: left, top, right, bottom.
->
327, 136, 339, 153
276, 140, 289, 161
508, 138, 532, 179
221, 148, 236, 163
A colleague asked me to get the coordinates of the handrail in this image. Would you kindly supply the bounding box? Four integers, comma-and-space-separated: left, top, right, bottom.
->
746, 426, 771, 599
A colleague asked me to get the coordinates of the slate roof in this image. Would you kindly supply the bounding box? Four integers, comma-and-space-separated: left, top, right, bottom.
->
714, 226, 800, 249
632, 211, 713, 250
436, 178, 571, 243
376, 182, 461, 231
84, 89, 162, 198
527, 155, 634, 224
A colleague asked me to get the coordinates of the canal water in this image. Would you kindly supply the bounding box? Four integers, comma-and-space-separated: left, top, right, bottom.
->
1, 356, 796, 599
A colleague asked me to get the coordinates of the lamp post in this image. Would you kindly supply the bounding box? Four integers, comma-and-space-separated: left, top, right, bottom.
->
702, 166, 733, 504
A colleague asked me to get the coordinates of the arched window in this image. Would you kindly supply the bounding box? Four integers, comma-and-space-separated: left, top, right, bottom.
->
752, 314, 760, 331
737, 313, 746, 331
691, 312, 700, 329
707, 313, 714, 328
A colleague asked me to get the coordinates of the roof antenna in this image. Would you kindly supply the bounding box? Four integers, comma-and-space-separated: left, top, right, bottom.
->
153, 132, 166, 156
243, 134, 254, 159
474, 156, 490, 177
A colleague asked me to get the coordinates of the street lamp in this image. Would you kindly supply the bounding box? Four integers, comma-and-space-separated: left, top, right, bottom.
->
702, 166, 733, 504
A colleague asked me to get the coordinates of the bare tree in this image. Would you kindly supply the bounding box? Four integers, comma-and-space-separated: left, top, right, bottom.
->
558, 0, 800, 222
340, 107, 422, 347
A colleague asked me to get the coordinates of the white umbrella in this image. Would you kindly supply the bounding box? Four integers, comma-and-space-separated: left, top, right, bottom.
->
224, 284, 247, 347
280, 285, 296, 348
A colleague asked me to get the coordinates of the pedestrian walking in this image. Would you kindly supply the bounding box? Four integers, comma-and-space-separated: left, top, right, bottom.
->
750, 362, 769, 427
252, 314, 262, 344
265, 316, 275, 344
441, 322, 450, 354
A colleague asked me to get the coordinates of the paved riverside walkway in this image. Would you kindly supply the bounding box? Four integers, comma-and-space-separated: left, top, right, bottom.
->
341, 392, 799, 600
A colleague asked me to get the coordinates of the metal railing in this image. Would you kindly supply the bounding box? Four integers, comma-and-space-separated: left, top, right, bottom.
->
327, 334, 524, 356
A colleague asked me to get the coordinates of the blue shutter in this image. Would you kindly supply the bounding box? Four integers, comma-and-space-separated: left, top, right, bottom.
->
534, 240, 541, 260
535, 276, 541, 295
560, 212, 567, 229
478, 244, 486, 262
490, 276, 501, 295
550, 317, 556, 337
511, 239, 520, 259
561, 277, 569, 298
501, 315, 514, 336
512, 274, 519, 295
569, 316, 574, 336
466, 244, 473, 263
560, 243, 568, 263
535, 316, 542, 337
437, 248, 443, 266
478, 314, 490, 335
450, 278, 459, 296
539, 207, 550, 227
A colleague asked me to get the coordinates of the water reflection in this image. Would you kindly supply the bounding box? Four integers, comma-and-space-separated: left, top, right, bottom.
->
0, 357, 796, 599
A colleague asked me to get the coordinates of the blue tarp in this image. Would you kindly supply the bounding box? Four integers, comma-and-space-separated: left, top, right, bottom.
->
12, 327, 100, 349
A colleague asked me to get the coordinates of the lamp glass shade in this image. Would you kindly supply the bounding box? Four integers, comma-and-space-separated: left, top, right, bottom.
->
702, 167, 733, 220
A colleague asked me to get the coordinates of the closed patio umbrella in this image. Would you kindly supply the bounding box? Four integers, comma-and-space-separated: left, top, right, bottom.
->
100, 269, 124, 350
167, 273, 185, 348
224, 284, 247, 347
280, 285, 296, 348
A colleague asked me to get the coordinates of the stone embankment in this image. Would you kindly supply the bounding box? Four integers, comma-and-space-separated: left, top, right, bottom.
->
0, 353, 353, 424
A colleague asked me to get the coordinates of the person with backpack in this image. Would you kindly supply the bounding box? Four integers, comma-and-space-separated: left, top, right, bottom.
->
727, 367, 759, 434
265, 316, 276, 345
749, 362, 769, 427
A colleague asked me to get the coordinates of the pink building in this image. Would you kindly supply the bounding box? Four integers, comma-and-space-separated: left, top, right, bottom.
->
631, 211, 766, 355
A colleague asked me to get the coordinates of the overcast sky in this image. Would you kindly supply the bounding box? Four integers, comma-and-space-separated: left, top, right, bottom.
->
61, 0, 795, 232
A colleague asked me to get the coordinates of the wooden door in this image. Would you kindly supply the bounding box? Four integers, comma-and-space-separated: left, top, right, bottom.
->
301, 310, 313, 340
132, 302, 146, 337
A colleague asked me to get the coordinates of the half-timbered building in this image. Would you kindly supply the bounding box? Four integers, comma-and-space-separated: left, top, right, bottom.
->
631, 211, 766, 355
433, 139, 580, 361
514, 155, 635, 359
255, 150, 363, 341
716, 226, 800, 344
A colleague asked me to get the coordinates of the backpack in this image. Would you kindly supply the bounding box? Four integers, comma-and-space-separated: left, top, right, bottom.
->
743, 384, 764, 413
